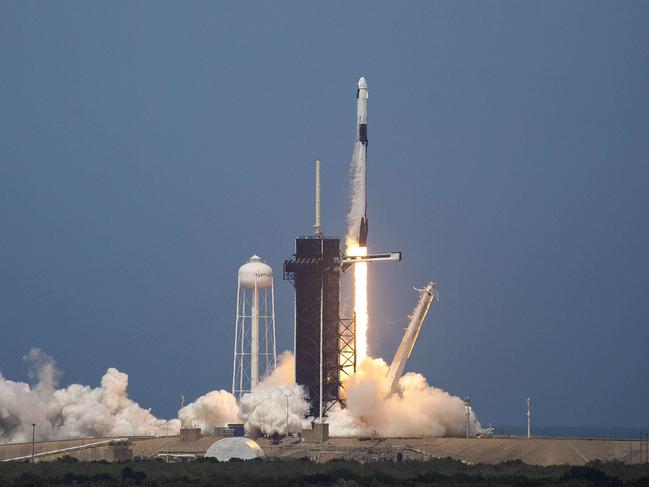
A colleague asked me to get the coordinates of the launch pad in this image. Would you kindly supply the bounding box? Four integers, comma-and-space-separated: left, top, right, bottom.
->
283, 77, 406, 419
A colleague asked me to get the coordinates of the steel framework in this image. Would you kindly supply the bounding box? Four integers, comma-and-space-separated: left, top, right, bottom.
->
284, 235, 355, 419
232, 267, 277, 401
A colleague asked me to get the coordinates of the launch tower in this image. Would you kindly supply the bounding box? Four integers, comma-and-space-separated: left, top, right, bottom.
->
284, 236, 348, 419
283, 161, 355, 418
284, 159, 400, 419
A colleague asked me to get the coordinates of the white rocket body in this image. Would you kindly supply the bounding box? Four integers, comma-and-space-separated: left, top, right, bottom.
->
355, 77, 369, 247
357, 77, 368, 131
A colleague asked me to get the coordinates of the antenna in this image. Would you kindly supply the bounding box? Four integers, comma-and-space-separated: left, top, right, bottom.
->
527, 397, 532, 439
313, 160, 321, 235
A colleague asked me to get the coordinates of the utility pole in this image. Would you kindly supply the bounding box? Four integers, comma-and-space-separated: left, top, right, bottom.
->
284, 391, 292, 436
640, 435, 643, 464
31, 423, 36, 462
527, 398, 532, 439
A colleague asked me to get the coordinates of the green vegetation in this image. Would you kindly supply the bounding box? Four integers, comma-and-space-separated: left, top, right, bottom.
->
0, 457, 647, 486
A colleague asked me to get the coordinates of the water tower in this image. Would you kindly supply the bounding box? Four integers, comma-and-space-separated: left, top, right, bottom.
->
232, 255, 277, 400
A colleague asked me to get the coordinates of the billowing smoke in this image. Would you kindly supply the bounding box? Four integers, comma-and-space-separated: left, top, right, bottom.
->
178, 352, 311, 436
346, 141, 367, 248
1, 349, 479, 442
329, 357, 479, 437
0, 350, 310, 442
0, 349, 179, 443
239, 352, 311, 436
177, 390, 239, 431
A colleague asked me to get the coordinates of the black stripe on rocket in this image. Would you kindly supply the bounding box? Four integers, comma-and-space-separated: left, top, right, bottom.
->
359, 124, 368, 144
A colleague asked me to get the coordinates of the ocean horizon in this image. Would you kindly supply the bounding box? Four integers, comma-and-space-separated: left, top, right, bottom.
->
493, 425, 648, 440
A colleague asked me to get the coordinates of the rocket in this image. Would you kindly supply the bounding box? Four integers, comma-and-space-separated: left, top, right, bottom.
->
356, 77, 369, 247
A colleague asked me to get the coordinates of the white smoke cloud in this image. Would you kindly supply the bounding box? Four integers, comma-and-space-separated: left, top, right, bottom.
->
177, 390, 240, 431
239, 352, 311, 436
0, 350, 310, 442
0, 349, 180, 443
0, 350, 479, 443
329, 357, 479, 438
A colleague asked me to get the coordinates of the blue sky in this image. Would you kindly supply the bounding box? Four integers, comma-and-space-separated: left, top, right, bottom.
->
0, 1, 647, 427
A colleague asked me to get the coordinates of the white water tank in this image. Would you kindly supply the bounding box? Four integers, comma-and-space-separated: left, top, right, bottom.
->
238, 255, 273, 288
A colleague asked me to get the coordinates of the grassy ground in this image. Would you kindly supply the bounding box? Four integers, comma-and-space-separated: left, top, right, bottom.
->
1, 457, 648, 486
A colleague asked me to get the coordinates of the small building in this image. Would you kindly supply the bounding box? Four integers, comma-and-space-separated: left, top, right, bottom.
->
179, 428, 201, 442
301, 422, 329, 443
214, 426, 234, 437
227, 423, 245, 437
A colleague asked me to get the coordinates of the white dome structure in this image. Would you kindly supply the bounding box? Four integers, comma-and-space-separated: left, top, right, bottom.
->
204, 437, 265, 462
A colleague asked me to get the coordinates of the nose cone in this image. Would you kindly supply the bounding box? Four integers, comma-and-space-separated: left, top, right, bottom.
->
358, 77, 367, 89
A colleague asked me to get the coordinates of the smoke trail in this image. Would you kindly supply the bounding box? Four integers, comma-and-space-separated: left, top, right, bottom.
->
0, 349, 180, 442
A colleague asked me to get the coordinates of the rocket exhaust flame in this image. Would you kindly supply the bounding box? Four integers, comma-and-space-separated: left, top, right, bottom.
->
348, 245, 369, 362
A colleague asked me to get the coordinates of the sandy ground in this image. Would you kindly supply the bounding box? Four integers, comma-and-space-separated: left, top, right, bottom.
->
1, 435, 644, 466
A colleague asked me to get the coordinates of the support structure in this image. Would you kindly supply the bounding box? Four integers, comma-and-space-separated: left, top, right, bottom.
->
284, 236, 343, 419
232, 255, 277, 401
338, 316, 356, 389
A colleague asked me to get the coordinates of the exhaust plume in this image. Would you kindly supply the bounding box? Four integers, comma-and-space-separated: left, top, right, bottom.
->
346, 141, 370, 361
239, 352, 311, 435
328, 357, 480, 437
0, 350, 478, 442
0, 350, 310, 442
177, 390, 240, 431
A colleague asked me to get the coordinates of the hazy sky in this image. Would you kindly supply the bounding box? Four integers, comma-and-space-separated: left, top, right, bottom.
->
1, 1, 647, 427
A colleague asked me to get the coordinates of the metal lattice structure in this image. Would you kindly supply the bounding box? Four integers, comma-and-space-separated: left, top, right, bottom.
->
232, 255, 277, 401
338, 316, 356, 390
284, 236, 354, 419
